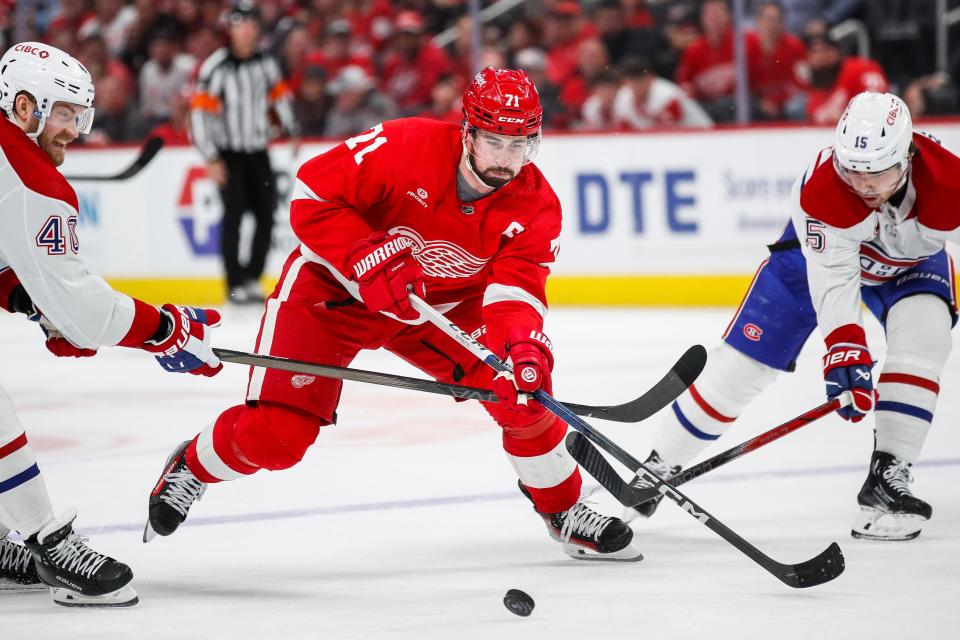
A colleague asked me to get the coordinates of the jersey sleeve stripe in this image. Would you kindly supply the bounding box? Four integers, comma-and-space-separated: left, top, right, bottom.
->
482, 283, 546, 318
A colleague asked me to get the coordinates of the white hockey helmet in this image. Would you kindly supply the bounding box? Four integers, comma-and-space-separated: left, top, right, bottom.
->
0, 42, 95, 138
833, 92, 912, 191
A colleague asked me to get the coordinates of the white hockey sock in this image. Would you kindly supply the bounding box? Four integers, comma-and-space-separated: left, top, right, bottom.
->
875, 295, 951, 463
653, 343, 778, 467
0, 386, 54, 537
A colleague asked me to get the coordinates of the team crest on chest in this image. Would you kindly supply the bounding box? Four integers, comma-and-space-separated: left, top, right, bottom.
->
389, 225, 489, 278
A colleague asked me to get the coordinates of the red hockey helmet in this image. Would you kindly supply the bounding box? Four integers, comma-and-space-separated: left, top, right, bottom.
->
462, 67, 543, 136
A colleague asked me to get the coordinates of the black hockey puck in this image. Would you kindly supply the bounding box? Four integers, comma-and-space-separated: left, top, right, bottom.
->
503, 589, 535, 617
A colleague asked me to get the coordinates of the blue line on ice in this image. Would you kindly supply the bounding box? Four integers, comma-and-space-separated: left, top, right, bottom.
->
80, 457, 960, 537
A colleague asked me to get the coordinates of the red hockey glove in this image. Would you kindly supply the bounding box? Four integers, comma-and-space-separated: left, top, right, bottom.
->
347, 232, 426, 321
822, 344, 877, 423
142, 304, 223, 377
38, 316, 98, 358
492, 328, 555, 417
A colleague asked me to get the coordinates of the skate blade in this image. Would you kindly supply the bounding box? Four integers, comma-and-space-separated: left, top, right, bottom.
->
561, 540, 644, 562
142, 521, 157, 543
51, 584, 139, 607
851, 507, 925, 541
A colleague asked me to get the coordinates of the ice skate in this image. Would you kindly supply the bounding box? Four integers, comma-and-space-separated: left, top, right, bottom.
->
144, 440, 207, 542
23, 508, 138, 607
0, 535, 41, 587
521, 482, 642, 561
622, 450, 681, 523
852, 451, 932, 541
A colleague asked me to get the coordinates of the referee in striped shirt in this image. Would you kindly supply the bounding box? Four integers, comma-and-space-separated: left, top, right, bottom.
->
190, 1, 300, 305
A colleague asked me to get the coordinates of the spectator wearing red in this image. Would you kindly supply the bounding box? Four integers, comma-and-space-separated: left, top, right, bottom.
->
344, 0, 395, 54
47, 0, 96, 38
299, 19, 374, 87
78, 0, 138, 57
622, 0, 656, 28
543, 1, 599, 87
746, 1, 807, 120
279, 23, 316, 81
615, 57, 713, 129
77, 33, 135, 98
148, 89, 192, 145
415, 74, 465, 125
558, 37, 611, 117
380, 10, 454, 115
676, 0, 754, 122
805, 33, 887, 125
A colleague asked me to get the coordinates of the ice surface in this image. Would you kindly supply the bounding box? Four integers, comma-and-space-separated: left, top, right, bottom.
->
1, 306, 957, 639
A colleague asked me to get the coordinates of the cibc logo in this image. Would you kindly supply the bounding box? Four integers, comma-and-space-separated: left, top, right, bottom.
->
14, 44, 49, 59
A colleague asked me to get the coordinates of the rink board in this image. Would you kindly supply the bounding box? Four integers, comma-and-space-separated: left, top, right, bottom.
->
59, 122, 960, 305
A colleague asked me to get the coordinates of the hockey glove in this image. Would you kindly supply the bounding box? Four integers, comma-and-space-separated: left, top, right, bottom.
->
347, 232, 426, 321
38, 316, 98, 358
822, 344, 877, 422
492, 328, 555, 417
142, 304, 222, 376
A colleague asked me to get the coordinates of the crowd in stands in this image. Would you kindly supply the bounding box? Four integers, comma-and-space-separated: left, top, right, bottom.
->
3, 0, 959, 144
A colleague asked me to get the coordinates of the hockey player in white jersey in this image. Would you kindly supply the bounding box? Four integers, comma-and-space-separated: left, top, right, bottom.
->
0, 42, 223, 606
627, 92, 958, 541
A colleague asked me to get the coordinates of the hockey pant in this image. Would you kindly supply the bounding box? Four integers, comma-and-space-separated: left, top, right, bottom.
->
183, 254, 580, 514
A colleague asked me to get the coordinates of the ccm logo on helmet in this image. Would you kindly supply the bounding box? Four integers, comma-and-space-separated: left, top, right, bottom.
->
497, 116, 524, 123
14, 44, 49, 59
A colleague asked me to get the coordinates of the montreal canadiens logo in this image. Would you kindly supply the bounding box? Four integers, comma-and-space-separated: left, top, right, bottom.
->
389, 225, 489, 278
520, 367, 538, 384
743, 323, 763, 342
291, 374, 316, 388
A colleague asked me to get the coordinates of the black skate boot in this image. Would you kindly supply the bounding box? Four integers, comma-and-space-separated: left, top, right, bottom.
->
520, 482, 642, 561
144, 440, 206, 542
0, 535, 41, 587
23, 509, 138, 607
852, 450, 933, 541
622, 450, 681, 522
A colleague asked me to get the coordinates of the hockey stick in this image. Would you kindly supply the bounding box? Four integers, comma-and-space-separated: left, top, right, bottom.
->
595, 393, 853, 508
407, 294, 843, 589
65, 137, 164, 181
212, 347, 703, 423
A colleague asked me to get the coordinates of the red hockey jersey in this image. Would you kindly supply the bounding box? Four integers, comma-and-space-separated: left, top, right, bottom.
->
289, 118, 563, 347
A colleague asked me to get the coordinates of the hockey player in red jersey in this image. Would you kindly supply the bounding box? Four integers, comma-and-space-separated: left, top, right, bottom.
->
626, 92, 957, 541
145, 67, 642, 562
0, 42, 222, 606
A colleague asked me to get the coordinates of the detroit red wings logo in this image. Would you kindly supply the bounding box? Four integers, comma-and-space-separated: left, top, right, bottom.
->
389, 226, 489, 278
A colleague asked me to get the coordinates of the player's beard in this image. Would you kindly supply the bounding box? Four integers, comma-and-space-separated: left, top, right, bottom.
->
477, 165, 516, 188
38, 130, 72, 167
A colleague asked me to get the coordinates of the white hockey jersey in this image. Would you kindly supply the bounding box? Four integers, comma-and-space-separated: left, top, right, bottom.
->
0, 118, 151, 349
790, 133, 960, 348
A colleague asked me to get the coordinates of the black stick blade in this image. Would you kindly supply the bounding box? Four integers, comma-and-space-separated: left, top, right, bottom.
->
579, 345, 707, 423
776, 542, 845, 588
675, 344, 707, 387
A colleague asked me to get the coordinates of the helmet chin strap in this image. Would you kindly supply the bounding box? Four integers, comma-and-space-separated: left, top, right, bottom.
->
28, 109, 46, 141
